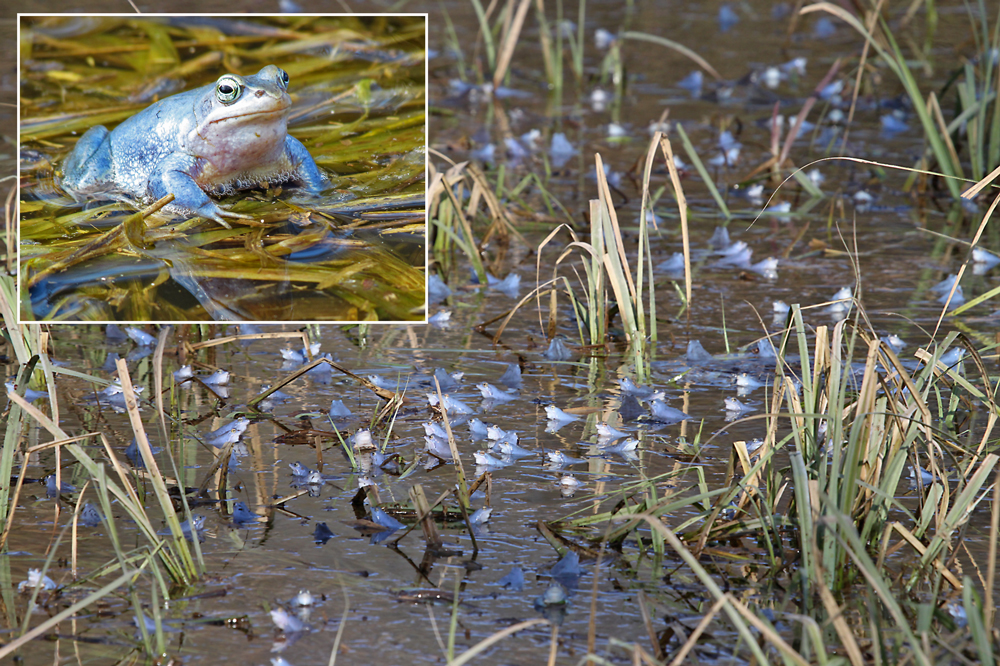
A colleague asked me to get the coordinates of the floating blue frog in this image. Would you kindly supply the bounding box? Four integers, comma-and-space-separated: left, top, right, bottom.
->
61, 65, 327, 227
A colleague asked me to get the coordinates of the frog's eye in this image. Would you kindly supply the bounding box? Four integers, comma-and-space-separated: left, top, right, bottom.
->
216, 77, 243, 104
278, 68, 289, 88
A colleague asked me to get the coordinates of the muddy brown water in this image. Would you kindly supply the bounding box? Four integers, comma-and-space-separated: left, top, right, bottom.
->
4, 1, 1000, 664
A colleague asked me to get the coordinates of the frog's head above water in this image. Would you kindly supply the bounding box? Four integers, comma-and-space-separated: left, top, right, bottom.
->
189, 65, 294, 184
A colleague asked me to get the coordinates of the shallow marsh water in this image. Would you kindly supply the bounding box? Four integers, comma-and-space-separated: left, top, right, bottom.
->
4, 0, 1000, 665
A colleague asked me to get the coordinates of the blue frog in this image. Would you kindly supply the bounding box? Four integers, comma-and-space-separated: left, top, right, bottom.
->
61, 65, 327, 227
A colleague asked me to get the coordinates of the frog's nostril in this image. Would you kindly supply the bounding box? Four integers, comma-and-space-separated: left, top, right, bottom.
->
255, 90, 265, 97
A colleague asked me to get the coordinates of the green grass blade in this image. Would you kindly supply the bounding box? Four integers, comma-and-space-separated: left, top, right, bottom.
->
675, 124, 731, 219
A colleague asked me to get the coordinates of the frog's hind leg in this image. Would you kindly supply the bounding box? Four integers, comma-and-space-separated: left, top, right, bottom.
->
61, 125, 113, 195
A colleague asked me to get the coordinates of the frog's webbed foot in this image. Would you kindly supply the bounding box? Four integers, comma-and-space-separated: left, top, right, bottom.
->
284, 135, 329, 192
150, 166, 251, 229
191, 202, 253, 230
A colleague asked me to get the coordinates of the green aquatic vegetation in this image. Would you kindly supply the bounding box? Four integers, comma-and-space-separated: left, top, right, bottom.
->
19, 15, 426, 322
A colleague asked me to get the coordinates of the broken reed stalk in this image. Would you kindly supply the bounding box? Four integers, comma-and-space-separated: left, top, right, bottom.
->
491, 0, 531, 89
435, 376, 469, 507
409, 484, 443, 547
116, 358, 203, 581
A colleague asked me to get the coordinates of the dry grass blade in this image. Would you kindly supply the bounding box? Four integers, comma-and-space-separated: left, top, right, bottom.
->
115, 358, 201, 580
635, 134, 660, 338
0, 453, 33, 552
248, 356, 397, 408
533, 223, 578, 339
780, 58, 841, 166
927, 92, 964, 178
659, 136, 691, 306
668, 596, 727, 666
188, 330, 311, 351
435, 375, 468, 506
489, 278, 562, 345
620, 31, 721, 80
839, 1, 880, 152
594, 153, 645, 359
988, 471, 1000, 628
963, 162, 1000, 199
153, 326, 170, 440
4, 181, 15, 275
409, 484, 444, 548
0, 276, 30, 362
813, 560, 865, 666
492, 0, 532, 89
546, 624, 558, 666
888, 522, 963, 590
636, 590, 663, 660
944, 190, 1000, 318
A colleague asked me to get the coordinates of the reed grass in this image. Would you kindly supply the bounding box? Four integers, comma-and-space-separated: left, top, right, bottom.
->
534, 292, 1000, 662
0, 273, 206, 590
801, 2, 978, 199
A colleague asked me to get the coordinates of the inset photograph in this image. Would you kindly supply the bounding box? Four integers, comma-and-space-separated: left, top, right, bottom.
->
19, 14, 426, 322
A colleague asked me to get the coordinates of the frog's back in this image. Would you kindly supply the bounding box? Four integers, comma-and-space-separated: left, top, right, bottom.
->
107, 90, 200, 199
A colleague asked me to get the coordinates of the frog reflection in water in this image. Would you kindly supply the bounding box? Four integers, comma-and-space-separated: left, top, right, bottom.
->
60, 65, 328, 227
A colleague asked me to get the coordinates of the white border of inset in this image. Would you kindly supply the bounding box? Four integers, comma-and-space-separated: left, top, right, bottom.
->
17, 12, 429, 326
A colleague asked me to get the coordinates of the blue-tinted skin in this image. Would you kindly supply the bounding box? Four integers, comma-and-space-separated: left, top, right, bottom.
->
61, 65, 327, 227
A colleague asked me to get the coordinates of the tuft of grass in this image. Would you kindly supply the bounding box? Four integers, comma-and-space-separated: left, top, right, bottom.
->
539, 290, 1000, 662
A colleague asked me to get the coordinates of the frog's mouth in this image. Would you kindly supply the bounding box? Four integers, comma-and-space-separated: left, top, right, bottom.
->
211, 105, 291, 124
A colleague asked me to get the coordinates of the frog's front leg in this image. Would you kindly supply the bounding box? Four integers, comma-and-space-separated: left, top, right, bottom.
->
147, 154, 251, 229
61, 125, 113, 195
283, 136, 329, 191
